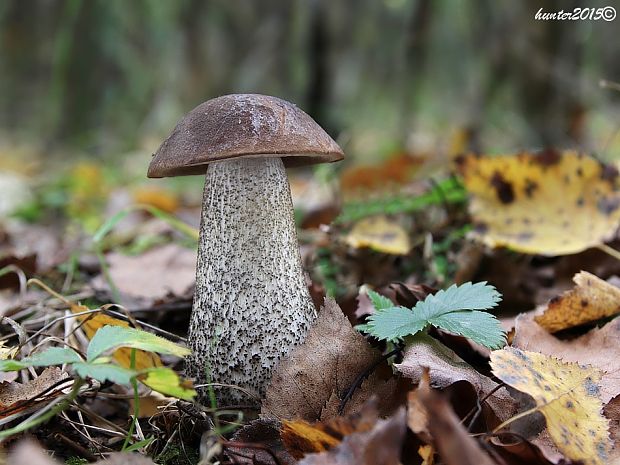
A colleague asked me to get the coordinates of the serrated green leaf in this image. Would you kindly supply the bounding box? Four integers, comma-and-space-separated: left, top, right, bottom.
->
366, 288, 395, 311
364, 306, 426, 341
73, 361, 136, 384
431, 311, 506, 349
87, 326, 190, 362
140, 367, 196, 401
359, 281, 505, 349
0, 347, 82, 371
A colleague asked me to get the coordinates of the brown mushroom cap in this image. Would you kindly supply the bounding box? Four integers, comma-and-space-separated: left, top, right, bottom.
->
148, 94, 344, 178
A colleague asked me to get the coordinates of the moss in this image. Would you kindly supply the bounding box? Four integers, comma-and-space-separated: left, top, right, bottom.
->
65, 458, 88, 465
155, 444, 199, 465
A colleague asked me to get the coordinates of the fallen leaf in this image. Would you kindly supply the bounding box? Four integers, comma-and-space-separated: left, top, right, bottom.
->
603, 395, 620, 462
395, 333, 516, 421
133, 186, 179, 213
513, 314, 620, 403
227, 418, 297, 465
456, 150, 620, 255
282, 399, 378, 459
319, 371, 404, 421
340, 153, 423, 197
91, 243, 196, 306
0, 367, 67, 417
408, 369, 497, 465
262, 298, 382, 421
71, 303, 162, 372
345, 215, 411, 255
418, 444, 435, 465
297, 408, 406, 465
490, 347, 612, 465
535, 271, 620, 332
0, 340, 17, 360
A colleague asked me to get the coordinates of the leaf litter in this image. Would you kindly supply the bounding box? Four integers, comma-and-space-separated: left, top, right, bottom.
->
3, 147, 620, 465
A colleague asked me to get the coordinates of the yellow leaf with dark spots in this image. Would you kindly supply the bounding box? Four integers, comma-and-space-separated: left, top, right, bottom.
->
535, 271, 620, 332
491, 348, 612, 465
456, 150, 620, 255
345, 215, 410, 255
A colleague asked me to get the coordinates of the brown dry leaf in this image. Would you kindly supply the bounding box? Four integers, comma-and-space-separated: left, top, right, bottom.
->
490, 348, 612, 465
456, 150, 620, 255
394, 333, 516, 421
408, 368, 497, 465
227, 418, 297, 465
340, 153, 423, 197
603, 395, 620, 462
319, 371, 402, 421
0, 367, 67, 417
344, 215, 411, 255
262, 298, 382, 421
535, 271, 620, 332
297, 408, 406, 465
514, 314, 620, 403
282, 399, 378, 459
91, 243, 196, 306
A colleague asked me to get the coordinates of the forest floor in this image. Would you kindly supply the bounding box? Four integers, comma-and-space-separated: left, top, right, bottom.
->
0, 146, 619, 465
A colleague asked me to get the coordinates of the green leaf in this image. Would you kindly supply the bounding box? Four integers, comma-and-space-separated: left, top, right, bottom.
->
366, 288, 395, 311
0, 347, 82, 371
431, 311, 506, 349
123, 437, 155, 452
140, 367, 196, 401
87, 326, 191, 362
73, 361, 136, 384
360, 281, 506, 349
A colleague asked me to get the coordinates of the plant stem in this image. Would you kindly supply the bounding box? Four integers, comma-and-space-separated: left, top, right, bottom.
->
491, 405, 539, 434
0, 378, 85, 442
595, 243, 620, 261
122, 349, 140, 451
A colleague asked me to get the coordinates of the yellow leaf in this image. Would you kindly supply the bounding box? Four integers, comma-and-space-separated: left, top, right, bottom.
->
29, 280, 163, 380
345, 215, 411, 255
535, 271, 620, 332
490, 348, 612, 465
72, 302, 161, 371
281, 403, 378, 459
418, 445, 435, 465
281, 420, 341, 458
456, 150, 620, 255
0, 341, 18, 360
133, 186, 179, 213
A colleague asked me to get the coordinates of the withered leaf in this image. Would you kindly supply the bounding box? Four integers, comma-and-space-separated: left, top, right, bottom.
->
394, 333, 516, 421
262, 298, 382, 421
91, 243, 196, 306
282, 399, 378, 459
0, 367, 67, 417
491, 348, 612, 465
514, 313, 620, 403
408, 369, 497, 465
297, 408, 406, 465
226, 418, 296, 465
457, 150, 620, 255
535, 271, 620, 332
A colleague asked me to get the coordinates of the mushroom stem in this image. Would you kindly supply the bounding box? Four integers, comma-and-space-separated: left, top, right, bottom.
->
186, 156, 317, 406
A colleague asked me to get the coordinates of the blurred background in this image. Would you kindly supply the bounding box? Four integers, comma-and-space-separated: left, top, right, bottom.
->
2, 0, 620, 164
1, 0, 620, 308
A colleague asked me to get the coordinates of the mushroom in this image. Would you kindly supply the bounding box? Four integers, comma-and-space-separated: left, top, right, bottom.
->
148, 94, 344, 406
